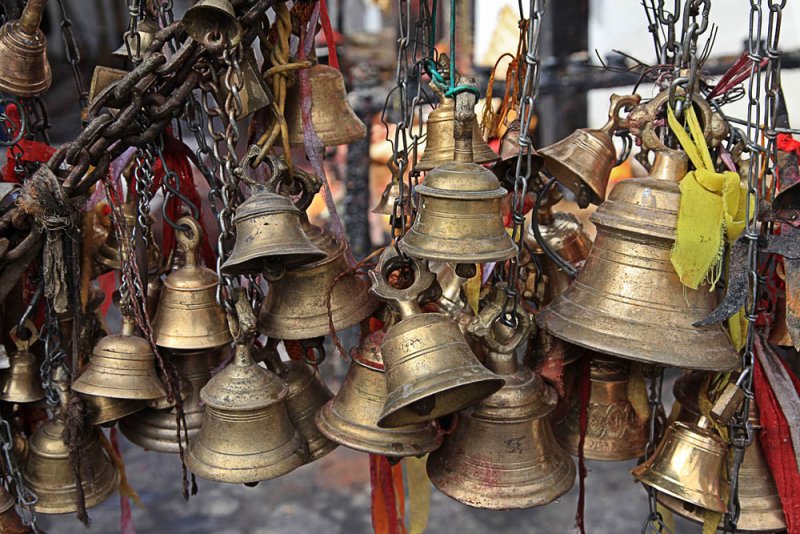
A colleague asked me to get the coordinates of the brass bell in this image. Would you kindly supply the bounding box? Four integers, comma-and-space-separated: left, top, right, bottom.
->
538, 149, 740, 370
400, 90, 516, 263
427, 308, 575, 509
0, 327, 44, 404
187, 341, 307, 483
554, 355, 648, 461
181, 0, 242, 52
632, 416, 728, 513
153, 217, 232, 350
0, 485, 29, 533
373, 160, 411, 215
539, 94, 640, 207
315, 331, 442, 457
416, 85, 498, 172
95, 197, 162, 277
369, 248, 504, 428
0, 0, 52, 97
283, 63, 366, 148
491, 119, 543, 187
121, 348, 222, 453
23, 419, 118, 514
258, 220, 377, 339
111, 16, 160, 62
82, 393, 145, 427
72, 314, 166, 401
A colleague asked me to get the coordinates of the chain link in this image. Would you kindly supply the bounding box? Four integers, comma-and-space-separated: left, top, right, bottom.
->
54, 0, 89, 113
641, 368, 670, 534
0, 418, 38, 531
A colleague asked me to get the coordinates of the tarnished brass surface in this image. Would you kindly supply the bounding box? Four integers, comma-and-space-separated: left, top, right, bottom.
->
111, 17, 159, 62
538, 150, 739, 370
180, 0, 242, 50
0, 0, 51, 97
0, 344, 44, 403
373, 179, 411, 216
492, 120, 543, 186
95, 199, 161, 276
281, 360, 337, 462
83, 394, 145, 426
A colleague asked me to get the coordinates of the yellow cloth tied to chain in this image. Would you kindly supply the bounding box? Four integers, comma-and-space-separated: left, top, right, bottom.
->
667, 105, 750, 291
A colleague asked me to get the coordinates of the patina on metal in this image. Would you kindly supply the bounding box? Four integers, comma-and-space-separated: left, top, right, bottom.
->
0, 0, 52, 97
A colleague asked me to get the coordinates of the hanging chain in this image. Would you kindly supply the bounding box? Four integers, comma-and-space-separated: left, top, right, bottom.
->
123, 0, 143, 64
0, 417, 38, 531
40, 298, 70, 409
641, 368, 671, 534
54, 0, 89, 113
500, 0, 544, 325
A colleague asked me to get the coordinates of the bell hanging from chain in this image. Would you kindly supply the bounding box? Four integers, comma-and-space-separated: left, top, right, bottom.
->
0, 0, 51, 97
491, 118, 543, 189
373, 159, 412, 215
0, 486, 30, 533
369, 248, 504, 428
315, 330, 442, 457
538, 147, 739, 370
0, 324, 44, 403
283, 63, 366, 147
153, 217, 232, 350
554, 355, 648, 461
111, 15, 160, 63
181, 0, 242, 52
427, 300, 575, 509
538, 94, 640, 208
95, 194, 162, 277
400, 87, 516, 263
121, 348, 223, 453
258, 218, 377, 340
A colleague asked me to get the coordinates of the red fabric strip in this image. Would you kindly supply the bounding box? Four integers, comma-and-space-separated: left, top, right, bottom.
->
318, 0, 339, 69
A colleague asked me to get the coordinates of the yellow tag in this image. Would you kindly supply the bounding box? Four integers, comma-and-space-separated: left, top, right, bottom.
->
465, 265, 482, 316
702, 508, 724, 534
656, 503, 676, 534
626, 363, 650, 424
404, 455, 431, 534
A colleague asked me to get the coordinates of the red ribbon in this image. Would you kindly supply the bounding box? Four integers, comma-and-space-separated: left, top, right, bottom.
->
318, 0, 339, 69
1, 104, 57, 183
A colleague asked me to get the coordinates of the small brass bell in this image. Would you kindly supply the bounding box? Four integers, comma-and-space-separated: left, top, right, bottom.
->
369, 248, 504, 428
373, 178, 411, 216
153, 217, 232, 350
0, 326, 44, 404
554, 355, 648, 461
111, 16, 160, 62
539, 94, 640, 207
258, 220, 376, 339
400, 89, 516, 263
82, 394, 145, 426
95, 198, 162, 277
187, 338, 307, 483
181, 0, 242, 52
283, 63, 367, 147
24, 419, 118, 514
0, 485, 29, 533
315, 331, 442, 457
72, 314, 166, 401
491, 119, 543, 187
121, 348, 222, 453
538, 149, 739, 370
0, 0, 52, 97
427, 307, 575, 509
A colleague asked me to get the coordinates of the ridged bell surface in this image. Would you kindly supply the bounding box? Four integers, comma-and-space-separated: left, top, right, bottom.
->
282, 360, 337, 462
83, 394, 145, 426
0, 0, 51, 97
0, 347, 45, 403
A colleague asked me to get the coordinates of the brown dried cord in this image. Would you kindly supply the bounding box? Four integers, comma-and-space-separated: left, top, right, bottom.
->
61, 393, 91, 526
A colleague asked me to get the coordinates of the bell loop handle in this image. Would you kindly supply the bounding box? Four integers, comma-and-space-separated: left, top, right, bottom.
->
300, 338, 326, 367
368, 247, 434, 319
599, 93, 641, 135
19, 0, 47, 35
175, 215, 202, 266
9, 320, 38, 351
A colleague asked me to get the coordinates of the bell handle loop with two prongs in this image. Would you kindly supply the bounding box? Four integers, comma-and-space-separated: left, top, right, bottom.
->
175, 215, 203, 267
368, 247, 435, 319
600, 93, 641, 135
9, 320, 38, 351
452, 78, 479, 164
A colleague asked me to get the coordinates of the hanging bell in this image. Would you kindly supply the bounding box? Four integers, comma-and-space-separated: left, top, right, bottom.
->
187, 341, 307, 483
258, 220, 376, 339
0, 0, 52, 97
539, 94, 640, 208
180, 0, 242, 52
427, 307, 575, 509
400, 88, 516, 263
315, 330, 442, 457
416, 85, 499, 172
554, 355, 648, 461
491, 118, 543, 188
283, 63, 366, 147
95, 197, 162, 276
538, 149, 739, 370
82, 393, 145, 426
72, 314, 166, 401
23, 419, 118, 514
373, 159, 411, 216
120, 348, 221, 453
111, 16, 160, 62
369, 248, 504, 428
0, 326, 44, 404
153, 217, 232, 350
0, 485, 30, 533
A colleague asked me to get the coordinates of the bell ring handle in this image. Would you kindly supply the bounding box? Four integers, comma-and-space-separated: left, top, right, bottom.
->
467, 284, 531, 353
9, 320, 38, 351
175, 215, 203, 265
19, 0, 47, 35
631, 88, 714, 153
599, 93, 641, 135
286, 167, 323, 213
368, 247, 435, 319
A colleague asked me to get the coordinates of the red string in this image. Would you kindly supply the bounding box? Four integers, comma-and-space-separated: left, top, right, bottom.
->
111, 427, 137, 534
1, 104, 57, 183
574, 355, 591, 534
318, 0, 339, 69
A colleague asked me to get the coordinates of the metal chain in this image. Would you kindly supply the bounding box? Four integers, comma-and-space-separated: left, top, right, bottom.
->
641, 369, 671, 534
500, 0, 545, 325
40, 299, 70, 409
0, 418, 38, 531
123, 0, 144, 64
54, 0, 89, 113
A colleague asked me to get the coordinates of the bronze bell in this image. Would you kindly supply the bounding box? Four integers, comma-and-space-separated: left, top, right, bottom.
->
82, 393, 145, 427
632, 416, 728, 513
0, 0, 52, 97
153, 217, 232, 350
427, 308, 575, 509
283, 63, 367, 148
72, 314, 166, 401
369, 248, 504, 428
24, 419, 118, 514
538, 149, 739, 371
0, 485, 30, 533
372, 166, 412, 216
258, 220, 377, 339
120, 348, 222, 453
554, 355, 648, 461
111, 16, 160, 62
187, 341, 307, 483
400, 91, 516, 263
539, 94, 640, 207
416, 86, 499, 172
492, 119, 543, 187
0, 329, 44, 404
181, 0, 242, 52
315, 330, 442, 457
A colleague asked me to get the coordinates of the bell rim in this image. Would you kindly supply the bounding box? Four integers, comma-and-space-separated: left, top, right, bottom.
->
220, 248, 328, 276
71, 373, 167, 401
657, 490, 786, 533
415, 182, 507, 200
186, 444, 305, 484
153, 332, 233, 351
398, 234, 517, 264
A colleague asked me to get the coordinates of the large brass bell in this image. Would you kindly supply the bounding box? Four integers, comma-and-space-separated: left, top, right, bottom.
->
369, 248, 504, 428
258, 220, 376, 339
554, 355, 648, 461
538, 149, 739, 370
315, 331, 442, 457
539, 94, 640, 207
221, 158, 325, 276
181, 0, 242, 52
72, 314, 166, 401
121, 348, 222, 453
283, 63, 367, 147
427, 304, 575, 509
153, 217, 232, 350
400, 90, 516, 263
24, 419, 118, 514
0, 0, 52, 97
111, 16, 160, 62
0, 325, 45, 403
